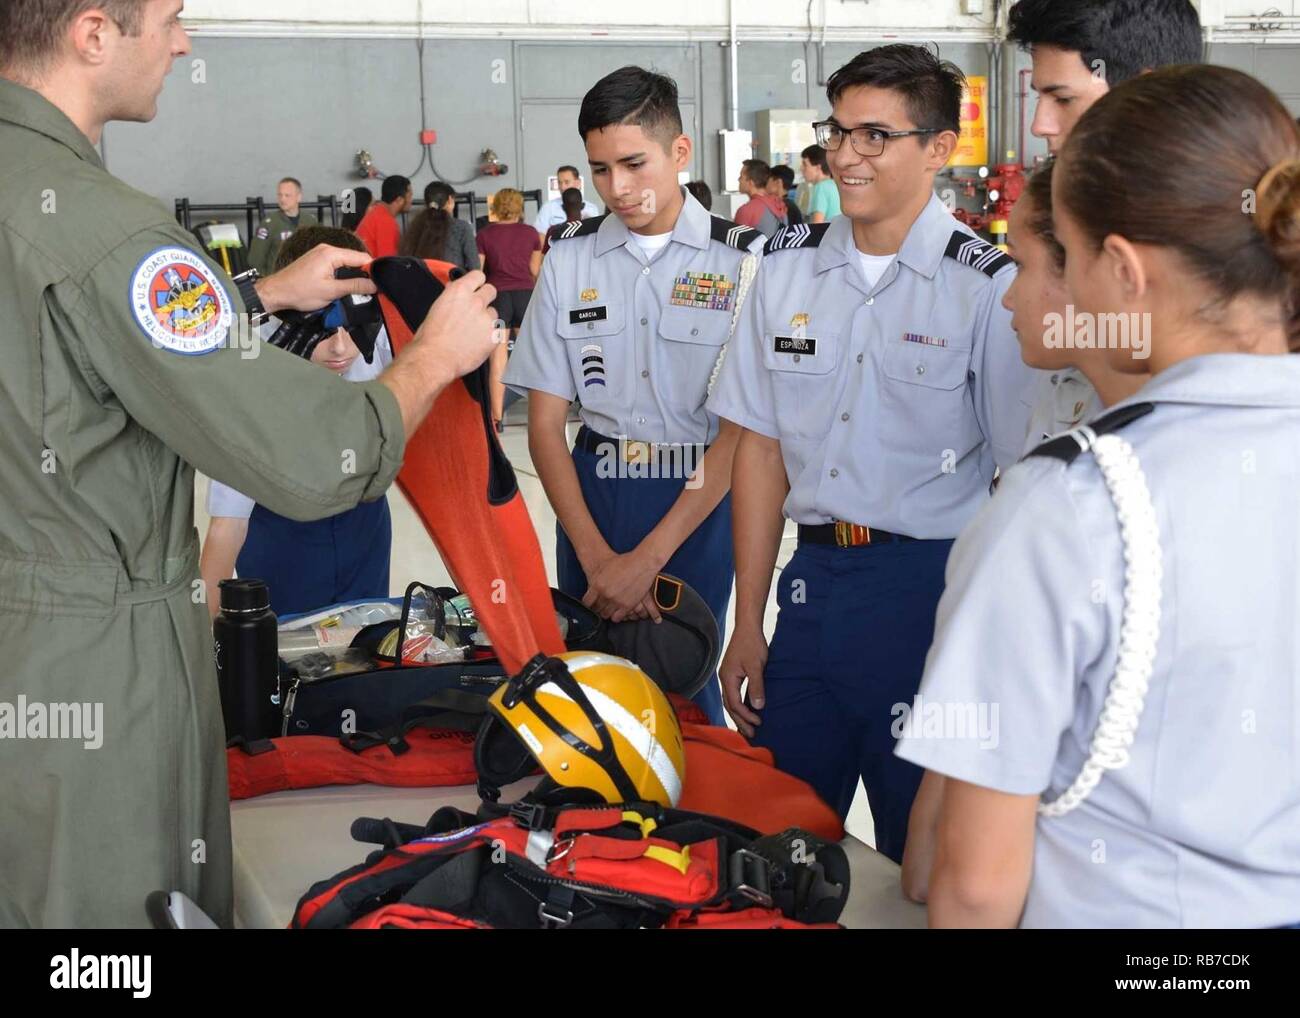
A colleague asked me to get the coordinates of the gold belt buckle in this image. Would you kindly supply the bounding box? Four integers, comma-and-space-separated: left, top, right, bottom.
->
622, 438, 654, 465
833, 521, 871, 548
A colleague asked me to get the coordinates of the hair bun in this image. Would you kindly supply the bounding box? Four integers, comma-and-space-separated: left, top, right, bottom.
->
1257, 158, 1300, 249
1257, 157, 1300, 350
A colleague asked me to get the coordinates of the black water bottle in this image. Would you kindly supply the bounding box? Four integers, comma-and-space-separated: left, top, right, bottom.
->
214, 578, 280, 743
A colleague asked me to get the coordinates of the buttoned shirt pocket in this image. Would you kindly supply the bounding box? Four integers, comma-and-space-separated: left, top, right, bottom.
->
558, 300, 626, 409
761, 331, 841, 441
881, 339, 970, 391
879, 339, 976, 456
656, 304, 730, 411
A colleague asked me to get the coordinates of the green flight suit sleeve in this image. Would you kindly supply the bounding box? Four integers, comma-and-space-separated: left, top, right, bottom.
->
60, 225, 407, 522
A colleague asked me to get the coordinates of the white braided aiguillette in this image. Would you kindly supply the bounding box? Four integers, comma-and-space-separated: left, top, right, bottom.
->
1039, 433, 1163, 818
706, 251, 759, 396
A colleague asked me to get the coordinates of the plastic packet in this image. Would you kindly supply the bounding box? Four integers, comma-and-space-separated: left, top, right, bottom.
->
376, 625, 465, 665
291, 647, 379, 682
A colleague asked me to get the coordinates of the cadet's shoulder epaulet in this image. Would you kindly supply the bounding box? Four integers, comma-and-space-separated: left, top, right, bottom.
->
944, 230, 1014, 278
551, 214, 609, 242
763, 222, 830, 255
1027, 403, 1156, 465
709, 216, 762, 250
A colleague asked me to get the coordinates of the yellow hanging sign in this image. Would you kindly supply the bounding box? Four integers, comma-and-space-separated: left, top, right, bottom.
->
952, 76, 988, 168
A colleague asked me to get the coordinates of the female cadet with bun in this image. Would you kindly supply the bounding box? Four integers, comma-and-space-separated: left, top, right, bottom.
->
895, 64, 1300, 928
898, 158, 1151, 899
1005, 162, 1147, 450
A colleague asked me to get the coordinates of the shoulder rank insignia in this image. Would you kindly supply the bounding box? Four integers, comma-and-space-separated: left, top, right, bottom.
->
944, 231, 1014, 277
764, 222, 830, 255
709, 216, 762, 250
1026, 403, 1156, 465
551, 214, 609, 242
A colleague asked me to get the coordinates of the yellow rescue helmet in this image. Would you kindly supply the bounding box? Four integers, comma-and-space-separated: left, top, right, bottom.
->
481, 651, 686, 808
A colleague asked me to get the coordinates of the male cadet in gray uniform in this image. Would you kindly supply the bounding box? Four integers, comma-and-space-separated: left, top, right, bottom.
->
897, 65, 1300, 927
708, 45, 1038, 862
1007, 0, 1202, 449
247, 175, 318, 276
0, 0, 500, 927
505, 66, 765, 725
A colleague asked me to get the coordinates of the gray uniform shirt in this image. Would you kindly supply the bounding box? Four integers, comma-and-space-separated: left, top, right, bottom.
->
505, 189, 765, 445
897, 353, 1300, 928
1022, 365, 1104, 455
707, 194, 1040, 538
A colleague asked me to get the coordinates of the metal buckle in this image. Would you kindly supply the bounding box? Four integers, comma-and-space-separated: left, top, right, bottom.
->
621, 438, 654, 465
729, 848, 774, 908
833, 521, 871, 548
537, 901, 574, 929
280, 679, 299, 737
546, 836, 575, 866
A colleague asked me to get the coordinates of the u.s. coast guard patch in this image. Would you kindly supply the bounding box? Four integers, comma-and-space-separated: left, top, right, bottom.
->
130, 247, 233, 354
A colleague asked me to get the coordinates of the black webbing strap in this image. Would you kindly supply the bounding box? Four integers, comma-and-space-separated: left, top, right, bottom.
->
400, 848, 483, 914
339, 687, 493, 755
304, 851, 452, 930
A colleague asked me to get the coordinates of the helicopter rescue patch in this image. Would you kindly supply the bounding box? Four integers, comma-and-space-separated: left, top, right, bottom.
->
130, 246, 233, 354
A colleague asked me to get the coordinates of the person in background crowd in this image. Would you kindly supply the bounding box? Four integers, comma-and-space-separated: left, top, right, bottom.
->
533, 163, 599, 236
801, 143, 841, 223
200, 227, 395, 619
685, 179, 712, 211
542, 186, 589, 255
247, 175, 317, 275
355, 174, 411, 258
561, 185, 586, 224
735, 158, 787, 237
897, 64, 1300, 929
341, 184, 372, 232
477, 187, 542, 430
767, 163, 803, 227
400, 180, 478, 272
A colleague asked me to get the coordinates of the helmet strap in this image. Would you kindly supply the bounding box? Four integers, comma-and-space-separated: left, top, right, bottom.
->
504, 655, 641, 803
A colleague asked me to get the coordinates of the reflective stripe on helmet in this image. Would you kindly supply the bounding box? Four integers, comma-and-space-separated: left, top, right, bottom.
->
542, 682, 683, 806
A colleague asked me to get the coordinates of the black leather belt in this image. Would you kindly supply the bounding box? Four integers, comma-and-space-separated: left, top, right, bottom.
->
574, 425, 708, 465
797, 523, 916, 548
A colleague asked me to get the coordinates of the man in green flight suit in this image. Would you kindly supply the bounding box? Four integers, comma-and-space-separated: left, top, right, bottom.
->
0, 0, 502, 928
247, 176, 318, 276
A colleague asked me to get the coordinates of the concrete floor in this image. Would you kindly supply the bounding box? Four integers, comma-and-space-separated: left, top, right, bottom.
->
195, 398, 877, 847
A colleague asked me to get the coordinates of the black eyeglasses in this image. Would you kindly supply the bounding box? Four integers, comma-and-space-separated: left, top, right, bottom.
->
813, 121, 941, 157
